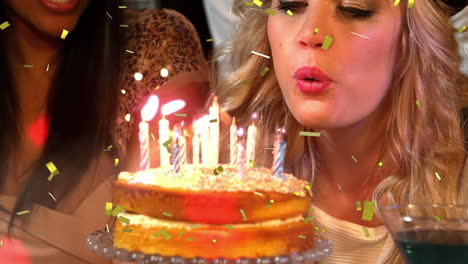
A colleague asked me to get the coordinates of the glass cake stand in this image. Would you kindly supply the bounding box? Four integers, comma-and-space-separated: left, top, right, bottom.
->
86, 228, 333, 264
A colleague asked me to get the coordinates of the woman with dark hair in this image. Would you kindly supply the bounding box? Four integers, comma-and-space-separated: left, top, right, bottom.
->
0, 0, 209, 263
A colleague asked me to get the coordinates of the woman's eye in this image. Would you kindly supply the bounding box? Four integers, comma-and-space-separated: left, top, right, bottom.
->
338, 7, 374, 18
275, 1, 308, 14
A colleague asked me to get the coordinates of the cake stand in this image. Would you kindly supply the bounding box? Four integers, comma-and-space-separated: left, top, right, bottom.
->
86, 228, 333, 264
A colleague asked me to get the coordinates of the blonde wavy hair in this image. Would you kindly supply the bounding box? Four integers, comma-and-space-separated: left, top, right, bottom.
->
212, 0, 468, 263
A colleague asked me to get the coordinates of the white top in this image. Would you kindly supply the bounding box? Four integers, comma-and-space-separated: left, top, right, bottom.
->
311, 206, 394, 264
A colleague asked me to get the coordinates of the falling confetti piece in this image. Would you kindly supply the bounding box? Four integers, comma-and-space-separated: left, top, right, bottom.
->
46, 64, 50, 71
24, 65, 34, 68
105, 202, 113, 216
253, 192, 264, 196
163, 212, 173, 217
186, 237, 193, 241
118, 216, 130, 224
299, 131, 321, 137
338, 184, 342, 191
362, 227, 370, 237
433, 216, 441, 221
210, 119, 218, 123
287, 10, 294, 16
266, 9, 276, 15
356, 201, 362, 211
393, 0, 401, 6
352, 156, 358, 162
415, 100, 422, 109
106, 11, 112, 19
322, 35, 334, 50
111, 205, 124, 216
314, 28, 319, 34
435, 172, 441, 181
408, 0, 414, 8
212, 239, 217, 243
60, 29, 69, 39
245, 2, 254, 6
114, 158, 119, 167
206, 38, 214, 42
268, 199, 275, 204
123, 228, 133, 232
125, 50, 134, 54
46, 161, 59, 181
175, 113, 187, 117
253, 0, 263, 6
120, 24, 129, 27
458, 25, 466, 33
160, 229, 171, 240
351, 32, 369, 39
0, 21, 10, 30
118, 5, 127, 8
251, 51, 270, 59
16, 210, 30, 215
243, 80, 251, 86
163, 139, 172, 153
178, 230, 186, 236
213, 165, 224, 175
48, 192, 56, 202
298, 235, 306, 239
313, 226, 319, 231
362, 201, 375, 221
190, 224, 201, 228
260, 67, 270, 76
225, 224, 234, 229
378, 161, 384, 167
293, 191, 301, 196
106, 224, 110, 232
107, 145, 114, 150
151, 133, 155, 141
240, 209, 247, 221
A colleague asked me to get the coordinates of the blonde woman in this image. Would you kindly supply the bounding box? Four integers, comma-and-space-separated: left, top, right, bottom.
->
213, 0, 468, 263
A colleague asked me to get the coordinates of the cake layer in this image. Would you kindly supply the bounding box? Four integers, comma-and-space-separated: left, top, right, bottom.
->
114, 166, 312, 224
114, 212, 315, 259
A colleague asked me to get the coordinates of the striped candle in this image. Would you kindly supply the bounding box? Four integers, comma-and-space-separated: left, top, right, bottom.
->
237, 128, 246, 177
230, 118, 238, 165
272, 128, 287, 179
138, 122, 150, 170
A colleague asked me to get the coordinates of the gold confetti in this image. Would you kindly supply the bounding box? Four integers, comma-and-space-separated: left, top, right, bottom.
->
206, 38, 214, 42
321, 35, 334, 50
362, 201, 375, 221
16, 210, 30, 215
118, 216, 130, 224
356, 201, 362, 211
213, 165, 224, 175
210, 119, 218, 123
378, 161, 384, 167
253, 0, 263, 6
114, 158, 119, 167
362, 227, 370, 237
314, 28, 319, 35
162, 212, 173, 217
120, 24, 129, 27
304, 183, 312, 191
415, 100, 422, 109
458, 25, 466, 33
408, 0, 414, 8
287, 10, 294, 16
111, 205, 124, 216
212, 239, 217, 243
190, 224, 201, 228
298, 235, 306, 239
105, 202, 113, 216
393, 0, 401, 6
0, 21, 10, 30
435, 172, 441, 181
175, 113, 187, 117
299, 131, 321, 137
225, 224, 234, 229
240, 209, 247, 221
266, 9, 276, 15
46, 161, 59, 181
60, 29, 69, 39
24, 65, 34, 68
186, 237, 193, 241
107, 145, 114, 150
433, 216, 441, 221
352, 156, 358, 162
118, 5, 127, 8
260, 67, 270, 76
293, 191, 301, 196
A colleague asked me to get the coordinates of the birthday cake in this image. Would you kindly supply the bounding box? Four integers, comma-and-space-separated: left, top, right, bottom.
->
113, 165, 314, 259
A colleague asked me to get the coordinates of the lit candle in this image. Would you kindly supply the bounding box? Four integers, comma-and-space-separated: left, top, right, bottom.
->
200, 115, 211, 165
160, 100, 186, 167
158, 116, 170, 166
237, 127, 246, 177
139, 96, 159, 170
230, 117, 238, 165
172, 126, 182, 173
246, 112, 258, 166
272, 127, 287, 179
209, 96, 220, 166
192, 120, 200, 165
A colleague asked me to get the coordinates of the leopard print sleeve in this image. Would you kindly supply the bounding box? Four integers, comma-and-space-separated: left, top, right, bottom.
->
115, 9, 205, 156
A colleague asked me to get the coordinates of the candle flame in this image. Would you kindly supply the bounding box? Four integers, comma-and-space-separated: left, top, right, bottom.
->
141, 95, 159, 121
161, 100, 186, 116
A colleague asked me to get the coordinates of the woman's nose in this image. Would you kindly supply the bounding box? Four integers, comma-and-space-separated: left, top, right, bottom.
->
296, 4, 330, 49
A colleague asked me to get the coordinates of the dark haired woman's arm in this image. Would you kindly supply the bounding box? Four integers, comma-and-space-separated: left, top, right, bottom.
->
119, 9, 210, 171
